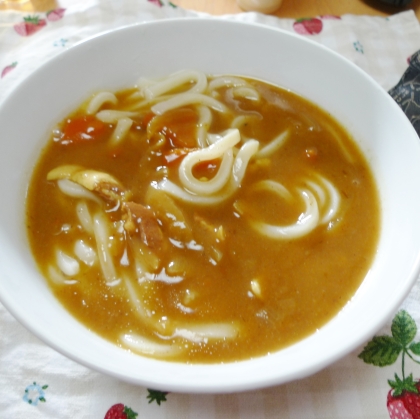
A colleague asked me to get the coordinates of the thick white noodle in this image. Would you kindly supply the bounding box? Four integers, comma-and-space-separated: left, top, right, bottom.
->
207, 132, 223, 145
153, 139, 259, 206
305, 180, 326, 207
95, 110, 137, 124
56, 249, 80, 277
231, 139, 260, 187
178, 129, 240, 195
231, 115, 247, 130
142, 70, 208, 100
136, 76, 155, 91
47, 265, 78, 285
74, 239, 97, 267
252, 179, 293, 202
86, 91, 118, 115
231, 114, 257, 131
57, 179, 101, 204
305, 175, 341, 224
47, 164, 82, 181
76, 201, 94, 234
318, 176, 341, 224
208, 76, 248, 91
92, 212, 119, 286
70, 170, 122, 192
231, 86, 260, 101
151, 93, 228, 115
124, 277, 150, 321
170, 323, 239, 343
250, 189, 320, 240
256, 130, 290, 159
109, 117, 133, 145
196, 105, 212, 148
325, 121, 354, 163
152, 179, 228, 206
124, 276, 171, 334
183, 148, 233, 195
120, 333, 182, 357
141, 268, 184, 284
125, 93, 173, 112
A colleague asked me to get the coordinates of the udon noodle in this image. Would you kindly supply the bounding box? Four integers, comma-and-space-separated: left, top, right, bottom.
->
26, 70, 380, 363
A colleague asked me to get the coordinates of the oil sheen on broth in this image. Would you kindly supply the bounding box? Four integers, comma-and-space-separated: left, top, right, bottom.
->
26, 71, 380, 363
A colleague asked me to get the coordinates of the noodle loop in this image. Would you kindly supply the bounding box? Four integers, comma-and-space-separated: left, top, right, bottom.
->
179, 129, 240, 195
243, 175, 342, 239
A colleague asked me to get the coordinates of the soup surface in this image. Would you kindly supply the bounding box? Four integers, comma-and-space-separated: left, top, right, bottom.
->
26, 71, 380, 363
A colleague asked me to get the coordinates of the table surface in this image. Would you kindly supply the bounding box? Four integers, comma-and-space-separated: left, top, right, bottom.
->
2, 0, 420, 19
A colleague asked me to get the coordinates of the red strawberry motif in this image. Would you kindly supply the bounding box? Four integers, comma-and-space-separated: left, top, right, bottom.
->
14, 15, 46, 36
148, 0, 163, 6
46, 8, 66, 22
387, 380, 420, 419
1, 62, 17, 79
293, 18, 323, 35
104, 403, 138, 419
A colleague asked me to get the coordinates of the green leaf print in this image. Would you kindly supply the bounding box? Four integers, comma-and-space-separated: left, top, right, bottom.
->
358, 335, 402, 366
391, 310, 417, 346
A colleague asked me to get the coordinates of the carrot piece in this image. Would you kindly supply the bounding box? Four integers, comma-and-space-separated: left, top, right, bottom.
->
150, 108, 198, 148
61, 114, 106, 143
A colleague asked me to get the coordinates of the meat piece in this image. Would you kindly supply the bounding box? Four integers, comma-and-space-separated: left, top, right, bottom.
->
92, 181, 127, 203
145, 186, 193, 243
122, 201, 163, 250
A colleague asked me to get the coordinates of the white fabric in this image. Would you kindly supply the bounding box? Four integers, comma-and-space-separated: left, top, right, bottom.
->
1, 1, 420, 417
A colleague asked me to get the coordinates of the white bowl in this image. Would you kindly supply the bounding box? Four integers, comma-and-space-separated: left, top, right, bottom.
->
1, 18, 420, 393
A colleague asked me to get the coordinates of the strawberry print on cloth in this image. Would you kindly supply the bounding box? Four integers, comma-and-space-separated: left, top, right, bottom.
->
147, 0, 177, 8
293, 17, 323, 35
104, 403, 138, 419
147, 0, 164, 7
359, 310, 420, 419
1, 62, 17, 79
293, 15, 341, 35
102, 390, 167, 418
14, 16, 46, 36
46, 8, 66, 22
13, 9, 66, 37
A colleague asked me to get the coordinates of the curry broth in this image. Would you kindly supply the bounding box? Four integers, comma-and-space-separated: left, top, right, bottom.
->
26, 76, 380, 363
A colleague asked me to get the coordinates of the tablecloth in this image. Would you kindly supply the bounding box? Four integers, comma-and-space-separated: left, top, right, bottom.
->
2, 1, 420, 418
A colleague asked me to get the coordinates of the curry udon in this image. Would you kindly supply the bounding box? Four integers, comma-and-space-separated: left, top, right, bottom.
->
26, 70, 380, 363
